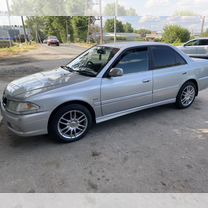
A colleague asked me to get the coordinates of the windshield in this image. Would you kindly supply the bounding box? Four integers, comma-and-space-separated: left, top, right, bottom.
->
66, 46, 120, 77
48, 36, 58, 39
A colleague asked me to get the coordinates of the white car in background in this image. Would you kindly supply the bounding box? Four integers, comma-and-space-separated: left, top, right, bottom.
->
178, 38, 208, 58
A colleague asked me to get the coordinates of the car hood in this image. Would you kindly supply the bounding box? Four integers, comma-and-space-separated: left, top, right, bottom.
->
4, 67, 92, 99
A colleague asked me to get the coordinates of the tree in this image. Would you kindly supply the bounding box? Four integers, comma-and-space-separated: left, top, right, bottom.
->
25, 16, 45, 42
104, 3, 137, 16
26, 16, 73, 43
123, 23, 134, 33
43, 16, 73, 42
136, 29, 151, 38
25, 16, 90, 43
11, 0, 66, 15
104, 19, 125, 33
71, 16, 89, 42
162, 25, 190, 43
66, 0, 87, 15
174, 10, 198, 16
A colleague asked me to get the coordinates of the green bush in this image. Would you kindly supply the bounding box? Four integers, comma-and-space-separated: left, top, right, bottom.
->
163, 25, 190, 44
0, 40, 13, 48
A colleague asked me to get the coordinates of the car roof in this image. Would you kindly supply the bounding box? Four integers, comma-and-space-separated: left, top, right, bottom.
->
99, 41, 170, 49
189, 37, 208, 41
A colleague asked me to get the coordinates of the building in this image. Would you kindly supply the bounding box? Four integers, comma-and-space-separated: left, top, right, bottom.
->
0, 25, 31, 41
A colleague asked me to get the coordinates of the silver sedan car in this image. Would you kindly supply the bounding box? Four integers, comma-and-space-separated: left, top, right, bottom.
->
178, 38, 208, 58
1, 42, 208, 143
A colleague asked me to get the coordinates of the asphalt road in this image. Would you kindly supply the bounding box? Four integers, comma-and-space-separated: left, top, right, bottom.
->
1, 44, 208, 192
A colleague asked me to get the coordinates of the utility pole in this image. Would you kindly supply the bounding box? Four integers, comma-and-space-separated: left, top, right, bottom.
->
201, 16, 206, 35
5, 0, 12, 47
99, 0, 103, 44
114, 0, 118, 43
21, 16, 28, 43
66, 17, 69, 43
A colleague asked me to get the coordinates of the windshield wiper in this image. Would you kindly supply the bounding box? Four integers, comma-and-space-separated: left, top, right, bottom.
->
77, 70, 96, 77
60, 65, 74, 72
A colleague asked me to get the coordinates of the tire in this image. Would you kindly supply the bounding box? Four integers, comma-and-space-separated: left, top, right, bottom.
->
176, 81, 197, 109
48, 104, 92, 143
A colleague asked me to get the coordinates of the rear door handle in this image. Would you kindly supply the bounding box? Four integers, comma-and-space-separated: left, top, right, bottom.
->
142, 79, 151, 83
182, 72, 187, 75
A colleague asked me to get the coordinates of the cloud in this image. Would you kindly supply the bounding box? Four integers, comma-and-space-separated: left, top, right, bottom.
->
139, 15, 160, 23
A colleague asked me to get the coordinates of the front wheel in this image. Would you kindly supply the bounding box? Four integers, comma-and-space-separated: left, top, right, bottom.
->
176, 81, 196, 109
48, 104, 92, 143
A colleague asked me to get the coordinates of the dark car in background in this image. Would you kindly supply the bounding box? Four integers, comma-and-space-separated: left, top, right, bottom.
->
47, 36, 60, 46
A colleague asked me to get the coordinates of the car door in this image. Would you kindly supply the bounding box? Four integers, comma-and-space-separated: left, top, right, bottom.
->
150, 46, 188, 103
182, 40, 198, 57
101, 47, 153, 115
196, 39, 208, 57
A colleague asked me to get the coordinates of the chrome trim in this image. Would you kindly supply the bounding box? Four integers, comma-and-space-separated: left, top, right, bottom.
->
96, 98, 176, 123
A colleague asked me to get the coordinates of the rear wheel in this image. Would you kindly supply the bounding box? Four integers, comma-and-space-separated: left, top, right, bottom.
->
48, 104, 92, 143
176, 81, 196, 109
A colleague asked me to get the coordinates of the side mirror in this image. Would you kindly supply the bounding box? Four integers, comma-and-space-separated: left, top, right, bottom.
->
108, 68, 124, 77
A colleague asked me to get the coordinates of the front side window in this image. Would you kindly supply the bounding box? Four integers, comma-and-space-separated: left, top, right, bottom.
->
67, 46, 119, 77
113, 47, 149, 74
185, 40, 198, 46
150, 46, 187, 69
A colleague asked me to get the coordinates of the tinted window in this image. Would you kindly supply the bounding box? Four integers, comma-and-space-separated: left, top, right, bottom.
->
113, 48, 149, 74
151, 46, 186, 69
198, 39, 208, 46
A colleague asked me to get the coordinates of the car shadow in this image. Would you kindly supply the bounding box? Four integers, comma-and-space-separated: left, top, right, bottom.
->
93, 103, 175, 131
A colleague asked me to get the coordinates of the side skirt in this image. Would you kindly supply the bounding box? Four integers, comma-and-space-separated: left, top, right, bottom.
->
96, 98, 176, 123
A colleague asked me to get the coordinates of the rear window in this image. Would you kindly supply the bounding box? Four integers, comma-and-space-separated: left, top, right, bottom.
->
150, 46, 187, 69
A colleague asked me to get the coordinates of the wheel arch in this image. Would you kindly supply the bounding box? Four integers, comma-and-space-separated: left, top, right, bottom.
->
178, 79, 199, 97
48, 100, 96, 130
184, 79, 199, 96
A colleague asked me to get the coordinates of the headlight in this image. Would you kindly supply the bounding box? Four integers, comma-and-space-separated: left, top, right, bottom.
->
7, 100, 40, 114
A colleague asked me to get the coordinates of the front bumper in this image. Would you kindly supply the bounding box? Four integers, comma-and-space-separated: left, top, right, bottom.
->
0, 101, 50, 137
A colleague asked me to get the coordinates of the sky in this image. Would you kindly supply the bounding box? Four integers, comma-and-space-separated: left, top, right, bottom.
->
101, 0, 208, 16
0, 0, 208, 16
0, 0, 208, 33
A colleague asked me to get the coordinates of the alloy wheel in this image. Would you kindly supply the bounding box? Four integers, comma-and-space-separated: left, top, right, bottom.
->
57, 110, 88, 140
180, 85, 195, 107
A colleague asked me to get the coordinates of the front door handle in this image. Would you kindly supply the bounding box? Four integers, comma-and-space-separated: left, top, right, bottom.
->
142, 79, 151, 83
182, 72, 187, 75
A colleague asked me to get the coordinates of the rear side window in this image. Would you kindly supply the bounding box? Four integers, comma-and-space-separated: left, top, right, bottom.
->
198, 39, 208, 46
150, 46, 187, 69
113, 47, 149, 74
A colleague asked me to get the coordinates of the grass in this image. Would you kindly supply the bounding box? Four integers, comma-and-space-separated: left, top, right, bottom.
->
0, 42, 39, 59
